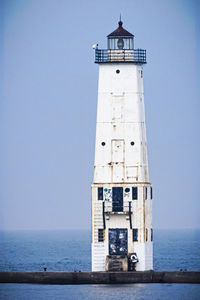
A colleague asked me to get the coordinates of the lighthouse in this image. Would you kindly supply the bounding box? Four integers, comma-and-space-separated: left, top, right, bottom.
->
91, 20, 153, 272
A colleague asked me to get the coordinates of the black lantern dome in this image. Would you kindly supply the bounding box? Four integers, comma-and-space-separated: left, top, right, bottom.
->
107, 20, 134, 50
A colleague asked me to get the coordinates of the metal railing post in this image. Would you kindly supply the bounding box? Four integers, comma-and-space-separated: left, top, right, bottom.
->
129, 201, 132, 229
102, 201, 106, 229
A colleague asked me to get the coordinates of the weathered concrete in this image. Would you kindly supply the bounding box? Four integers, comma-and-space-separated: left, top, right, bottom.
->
0, 271, 199, 284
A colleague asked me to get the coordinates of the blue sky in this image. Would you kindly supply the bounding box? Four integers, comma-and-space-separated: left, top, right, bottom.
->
0, 0, 199, 230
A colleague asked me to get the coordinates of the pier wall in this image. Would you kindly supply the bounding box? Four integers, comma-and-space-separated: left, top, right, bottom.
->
0, 271, 199, 284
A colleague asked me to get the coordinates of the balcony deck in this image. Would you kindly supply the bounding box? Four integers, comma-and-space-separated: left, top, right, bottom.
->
102, 201, 133, 229
95, 49, 146, 64
104, 202, 131, 214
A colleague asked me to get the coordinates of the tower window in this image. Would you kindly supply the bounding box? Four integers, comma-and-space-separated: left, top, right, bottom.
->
151, 229, 153, 241
125, 188, 130, 193
116, 69, 120, 74
101, 142, 106, 146
141, 70, 143, 78
145, 187, 148, 200
98, 229, 104, 242
130, 141, 135, 146
98, 187, 103, 200
133, 229, 138, 242
151, 187, 153, 199
132, 187, 138, 200
146, 229, 148, 242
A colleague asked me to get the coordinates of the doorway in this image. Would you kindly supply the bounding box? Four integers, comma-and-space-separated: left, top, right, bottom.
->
109, 228, 128, 255
112, 187, 123, 212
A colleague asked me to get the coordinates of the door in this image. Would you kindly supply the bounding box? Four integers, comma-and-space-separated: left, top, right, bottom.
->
112, 187, 123, 212
109, 228, 128, 255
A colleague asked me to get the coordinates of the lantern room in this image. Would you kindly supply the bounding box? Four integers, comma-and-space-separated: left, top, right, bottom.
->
107, 20, 134, 50
94, 19, 146, 64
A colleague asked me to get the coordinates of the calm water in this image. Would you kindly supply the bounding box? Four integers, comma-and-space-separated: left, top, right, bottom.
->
0, 229, 200, 299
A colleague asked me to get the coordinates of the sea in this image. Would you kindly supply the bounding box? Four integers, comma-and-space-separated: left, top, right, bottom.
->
0, 229, 200, 300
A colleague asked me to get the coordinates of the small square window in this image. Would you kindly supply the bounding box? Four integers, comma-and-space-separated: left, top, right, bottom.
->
98, 229, 104, 242
98, 187, 103, 200
145, 187, 148, 200
133, 228, 138, 242
132, 187, 138, 200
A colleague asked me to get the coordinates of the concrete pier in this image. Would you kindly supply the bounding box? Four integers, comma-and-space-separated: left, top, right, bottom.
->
0, 271, 200, 284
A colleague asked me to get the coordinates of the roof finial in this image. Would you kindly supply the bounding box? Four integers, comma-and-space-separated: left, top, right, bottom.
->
118, 14, 123, 27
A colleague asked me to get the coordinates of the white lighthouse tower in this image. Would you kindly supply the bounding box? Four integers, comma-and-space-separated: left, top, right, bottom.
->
91, 20, 153, 272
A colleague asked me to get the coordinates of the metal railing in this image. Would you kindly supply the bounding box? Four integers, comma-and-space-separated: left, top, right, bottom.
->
104, 201, 132, 213
95, 49, 146, 64
102, 201, 132, 229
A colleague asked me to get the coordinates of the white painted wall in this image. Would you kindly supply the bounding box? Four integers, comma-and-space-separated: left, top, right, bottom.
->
94, 63, 149, 184
92, 63, 153, 271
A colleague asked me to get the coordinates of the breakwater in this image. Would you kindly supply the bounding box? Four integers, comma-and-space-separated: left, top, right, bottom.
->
0, 271, 200, 284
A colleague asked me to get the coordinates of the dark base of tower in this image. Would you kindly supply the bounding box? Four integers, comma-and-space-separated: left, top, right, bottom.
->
0, 271, 200, 284
105, 254, 138, 272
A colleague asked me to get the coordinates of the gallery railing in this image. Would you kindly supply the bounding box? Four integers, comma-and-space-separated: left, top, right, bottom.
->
95, 49, 146, 63
104, 202, 131, 213
103, 201, 132, 229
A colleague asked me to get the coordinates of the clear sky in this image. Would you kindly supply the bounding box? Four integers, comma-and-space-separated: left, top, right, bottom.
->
0, 0, 199, 230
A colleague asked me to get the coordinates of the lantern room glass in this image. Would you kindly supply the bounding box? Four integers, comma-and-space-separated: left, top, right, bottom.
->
108, 37, 134, 50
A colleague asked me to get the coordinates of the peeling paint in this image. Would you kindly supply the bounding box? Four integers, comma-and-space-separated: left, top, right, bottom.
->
92, 59, 152, 272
